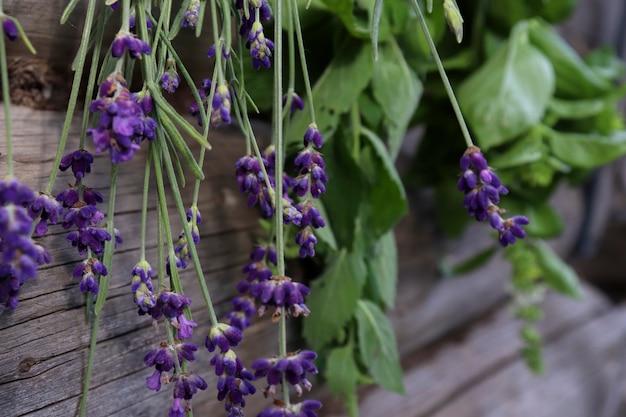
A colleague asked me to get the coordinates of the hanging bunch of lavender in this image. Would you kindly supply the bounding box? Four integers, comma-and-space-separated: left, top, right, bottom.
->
0, 8, 53, 310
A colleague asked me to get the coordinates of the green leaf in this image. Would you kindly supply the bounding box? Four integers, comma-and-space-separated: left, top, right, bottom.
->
585, 46, 626, 81
458, 29, 555, 150
371, 40, 422, 160
360, 128, 408, 238
287, 41, 375, 149
356, 300, 405, 394
529, 239, 582, 299
321, 128, 367, 248
547, 97, 606, 120
489, 127, 545, 169
528, 19, 611, 98
322, 0, 389, 39
546, 129, 626, 168
303, 250, 367, 350
365, 231, 398, 308
326, 345, 361, 417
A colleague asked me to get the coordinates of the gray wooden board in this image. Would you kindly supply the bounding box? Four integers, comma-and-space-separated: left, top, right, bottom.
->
320, 285, 616, 417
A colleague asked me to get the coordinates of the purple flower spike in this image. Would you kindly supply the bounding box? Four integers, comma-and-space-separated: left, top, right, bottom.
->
182, 0, 201, 28
2, 18, 18, 41
248, 21, 274, 69
459, 146, 529, 246
209, 348, 256, 416
206, 323, 243, 353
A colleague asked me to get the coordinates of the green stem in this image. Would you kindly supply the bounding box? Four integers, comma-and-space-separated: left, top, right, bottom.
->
140, 149, 152, 261
79, 6, 107, 149
291, 0, 316, 123
0, 21, 12, 177
45, 0, 97, 193
410, 0, 474, 148
78, 313, 99, 417
121, 0, 131, 32
272, 0, 290, 406
154, 139, 219, 327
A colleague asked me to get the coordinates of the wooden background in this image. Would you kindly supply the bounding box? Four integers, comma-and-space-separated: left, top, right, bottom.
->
1, 1, 626, 417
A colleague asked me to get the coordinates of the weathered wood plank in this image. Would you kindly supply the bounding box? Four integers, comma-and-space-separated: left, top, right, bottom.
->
320, 285, 614, 417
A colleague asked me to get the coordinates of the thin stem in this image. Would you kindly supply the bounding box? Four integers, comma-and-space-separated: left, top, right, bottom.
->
121, 0, 131, 33
272, 0, 290, 406
410, 0, 474, 148
78, 313, 100, 417
140, 149, 152, 261
0, 22, 12, 177
46, 0, 97, 193
79, 6, 107, 149
292, 0, 315, 123
155, 138, 219, 327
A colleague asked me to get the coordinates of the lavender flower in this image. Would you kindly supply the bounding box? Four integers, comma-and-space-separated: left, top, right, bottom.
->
59, 149, 94, 179
63, 203, 111, 256
252, 350, 319, 397
161, 71, 181, 94
248, 21, 275, 70
226, 296, 256, 330
303, 124, 323, 148
182, 0, 201, 28
206, 323, 243, 353
88, 73, 156, 164
144, 340, 199, 392
0, 179, 51, 309
251, 275, 311, 321
292, 148, 327, 198
187, 79, 232, 127
2, 18, 17, 42
28, 192, 63, 236
209, 349, 256, 416
458, 146, 529, 247
283, 93, 305, 114
295, 227, 317, 258
207, 43, 231, 60
111, 30, 151, 59
72, 258, 107, 295
235, 154, 273, 218
150, 291, 192, 320
166, 207, 202, 276
258, 400, 323, 417
131, 260, 156, 314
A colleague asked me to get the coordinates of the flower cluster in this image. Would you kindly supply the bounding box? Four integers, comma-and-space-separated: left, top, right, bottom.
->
235, 0, 274, 69
57, 149, 116, 295
0, 179, 52, 309
188, 78, 232, 128
166, 206, 202, 277
251, 275, 311, 321
111, 30, 151, 59
458, 146, 529, 247
182, 0, 201, 28
161, 71, 180, 94
252, 350, 318, 397
88, 73, 156, 164
144, 340, 206, 417
131, 260, 156, 314
291, 124, 327, 257
206, 324, 256, 416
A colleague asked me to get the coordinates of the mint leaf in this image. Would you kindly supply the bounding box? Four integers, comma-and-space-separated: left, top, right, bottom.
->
458, 28, 555, 149
326, 345, 361, 417
356, 300, 405, 394
303, 250, 367, 350
365, 231, 398, 308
